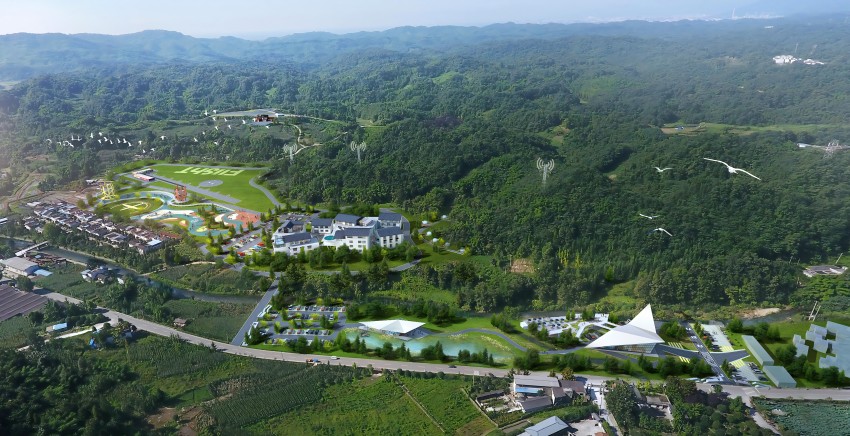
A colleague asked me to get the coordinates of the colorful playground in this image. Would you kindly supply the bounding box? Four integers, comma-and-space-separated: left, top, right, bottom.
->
101, 190, 260, 237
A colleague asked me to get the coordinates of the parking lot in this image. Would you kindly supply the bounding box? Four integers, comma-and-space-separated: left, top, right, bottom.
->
249, 304, 350, 346
702, 324, 733, 352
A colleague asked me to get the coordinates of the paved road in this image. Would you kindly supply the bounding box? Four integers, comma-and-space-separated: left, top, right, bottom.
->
231, 281, 279, 345
248, 177, 281, 208
682, 321, 730, 383
36, 291, 850, 404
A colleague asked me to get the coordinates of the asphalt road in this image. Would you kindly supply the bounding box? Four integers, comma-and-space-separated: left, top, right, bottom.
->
38, 291, 850, 403
681, 321, 731, 383
248, 177, 281, 208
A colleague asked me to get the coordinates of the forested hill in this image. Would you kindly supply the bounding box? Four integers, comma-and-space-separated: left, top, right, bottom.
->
1, 13, 848, 82
2, 16, 850, 311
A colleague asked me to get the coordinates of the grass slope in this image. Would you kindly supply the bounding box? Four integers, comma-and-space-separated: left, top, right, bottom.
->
151, 164, 274, 211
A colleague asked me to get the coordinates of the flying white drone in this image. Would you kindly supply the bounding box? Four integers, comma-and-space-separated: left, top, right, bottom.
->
703, 158, 761, 180
649, 228, 673, 236
638, 213, 659, 220
654, 167, 672, 173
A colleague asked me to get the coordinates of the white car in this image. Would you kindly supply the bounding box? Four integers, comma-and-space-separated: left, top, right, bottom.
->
330, 356, 340, 360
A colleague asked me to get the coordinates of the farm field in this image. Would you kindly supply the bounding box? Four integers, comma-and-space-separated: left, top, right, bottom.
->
163, 299, 256, 342
251, 376, 444, 435
152, 262, 263, 295
398, 374, 494, 434
0, 316, 34, 349
753, 398, 850, 436
34, 264, 100, 300
93, 335, 373, 432
150, 164, 275, 211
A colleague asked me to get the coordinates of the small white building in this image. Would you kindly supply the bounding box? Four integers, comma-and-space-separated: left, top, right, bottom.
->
310, 218, 334, 235
273, 232, 320, 256
1, 257, 39, 278
360, 319, 425, 337
378, 211, 403, 228
334, 213, 361, 228
376, 227, 405, 249
803, 265, 847, 278
340, 227, 375, 251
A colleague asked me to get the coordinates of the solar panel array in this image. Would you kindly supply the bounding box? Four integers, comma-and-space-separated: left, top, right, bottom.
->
0, 283, 47, 322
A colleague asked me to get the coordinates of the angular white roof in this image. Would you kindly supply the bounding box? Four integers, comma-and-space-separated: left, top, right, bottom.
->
361, 319, 425, 334
586, 304, 664, 348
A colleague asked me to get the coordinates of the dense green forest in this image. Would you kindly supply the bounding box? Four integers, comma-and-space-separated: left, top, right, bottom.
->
2, 15, 850, 311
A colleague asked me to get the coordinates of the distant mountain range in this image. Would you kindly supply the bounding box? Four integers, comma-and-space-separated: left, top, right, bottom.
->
0, 11, 847, 82
735, 0, 850, 18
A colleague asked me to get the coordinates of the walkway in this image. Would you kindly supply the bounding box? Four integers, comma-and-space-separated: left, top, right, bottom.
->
231, 280, 279, 345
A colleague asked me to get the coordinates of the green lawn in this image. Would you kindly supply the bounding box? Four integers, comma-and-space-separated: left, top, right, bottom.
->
103, 197, 163, 216
352, 313, 547, 353
150, 164, 275, 211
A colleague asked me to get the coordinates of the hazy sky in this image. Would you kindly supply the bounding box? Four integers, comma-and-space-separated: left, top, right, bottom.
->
1, 0, 747, 39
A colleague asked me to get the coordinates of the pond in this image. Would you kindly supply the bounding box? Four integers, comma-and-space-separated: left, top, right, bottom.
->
345, 329, 514, 362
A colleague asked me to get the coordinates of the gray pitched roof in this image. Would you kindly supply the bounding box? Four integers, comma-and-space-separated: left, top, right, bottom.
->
344, 227, 373, 237
378, 211, 403, 221
377, 227, 404, 237
2, 257, 38, 271
311, 218, 333, 227
518, 396, 552, 411
334, 213, 360, 224
280, 232, 314, 244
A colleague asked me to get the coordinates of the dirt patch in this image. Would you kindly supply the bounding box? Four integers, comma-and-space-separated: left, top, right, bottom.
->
740, 308, 780, 319
510, 258, 535, 274
147, 407, 177, 429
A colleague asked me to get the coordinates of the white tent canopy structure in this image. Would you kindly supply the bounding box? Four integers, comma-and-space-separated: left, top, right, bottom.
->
586, 304, 664, 349
361, 320, 425, 336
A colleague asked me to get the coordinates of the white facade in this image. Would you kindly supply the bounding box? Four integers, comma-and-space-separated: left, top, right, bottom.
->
586, 304, 664, 349
273, 232, 320, 256
377, 227, 404, 249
